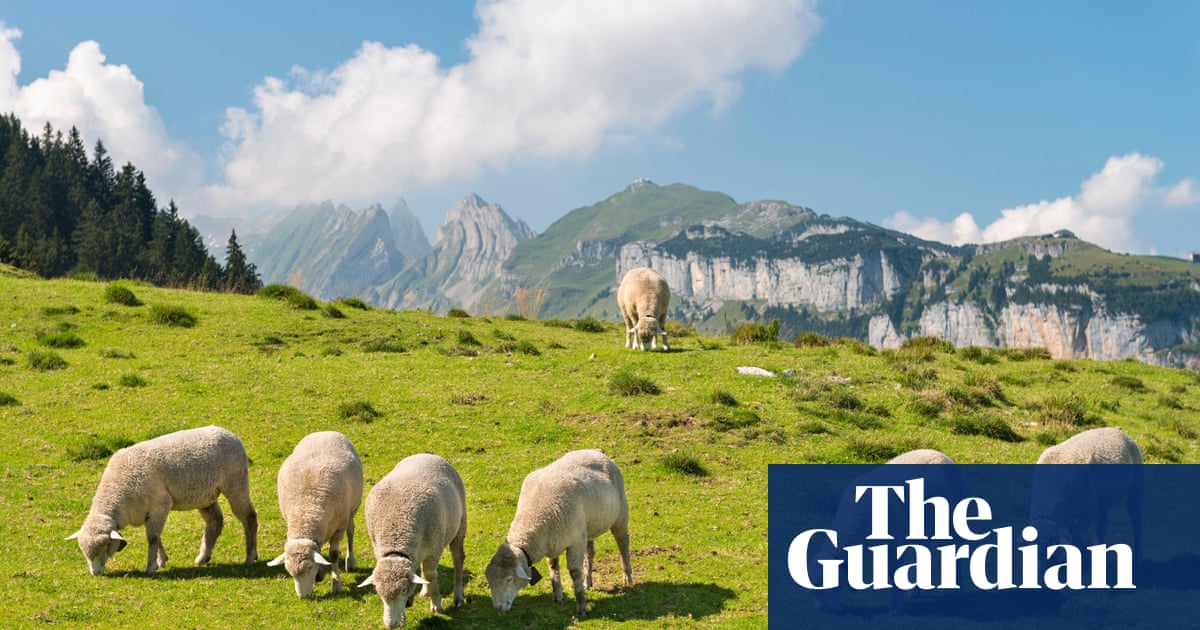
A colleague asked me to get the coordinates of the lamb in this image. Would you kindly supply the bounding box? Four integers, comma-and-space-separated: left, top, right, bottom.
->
485, 449, 632, 616
267, 431, 363, 598
1030, 427, 1144, 554
66, 425, 258, 576
617, 267, 670, 351
358, 454, 466, 629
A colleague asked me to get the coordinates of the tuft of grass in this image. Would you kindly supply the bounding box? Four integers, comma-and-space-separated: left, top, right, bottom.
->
336, 297, 369, 310
337, 400, 380, 423
946, 414, 1023, 442
117, 374, 148, 388
514, 340, 540, 356
362, 338, 406, 353
104, 283, 141, 306
457, 330, 482, 346
709, 390, 738, 407
258, 284, 318, 310
451, 392, 486, 406
710, 408, 760, 432
825, 388, 862, 411
660, 452, 709, 477
731, 319, 778, 344
149, 305, 197, 327
41, 304, 80, 316
36, 331, 85, 348
793, 332, 830, 348
505, 313, 527, 321
1003, 347, 1052, 361
1034, 394, 1094, 428
1157, 394, 1184, 410
608, 369, 661, 396
1164, 418, 1198, 439
1143, 436, 1183, 463
322, 304, 345, 319
1110, 375, 1147, 392
573, 317, 607, 333
98, 348, 135, 359
846, 436, 921, 463
447, 308, 471, 318
27, 349, 68, 371
0, 391, 18, 406
796, 420, 833, 435
901, 336, 954, 354
66, 434, 135, 462
491, 328, 515, 341
960, 346, 1000, 364
664, 320, 694, 338
894, 362, 938, 390
319, 345, 343, 357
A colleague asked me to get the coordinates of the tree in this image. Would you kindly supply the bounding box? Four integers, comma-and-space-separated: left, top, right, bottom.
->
223, 229, 261, 294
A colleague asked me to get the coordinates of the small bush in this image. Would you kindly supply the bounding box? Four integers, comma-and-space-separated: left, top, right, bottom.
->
1110, 375, 1147, 392
104, 283, 142, 306
793, 332, 830, 348
258, 284, 318, 310
947, 415, 1023, 442
362, 338, 406, 353
515, 340, 541, 356
322, 305, 345, 319
37, 331, 85, 348
447, 308, 471, 318
150, 305, 197, 327
573, 317, 607, 333
117, 374, 148, 388
0, 391, 18, 406
901, 336, 954, 354
28, 350, 68, 371
660, 452, 708, 477
731, 319, 779, 345
664, 320, 694, 338
608, 369, 661, 396
336, 297, 369, 310
338, 401, 380, 423
67, 434, 135, 462
1035, 394, 1092, 428
710, 390, 738, 407
457, 330, 482, 346
98, 348, 135, 359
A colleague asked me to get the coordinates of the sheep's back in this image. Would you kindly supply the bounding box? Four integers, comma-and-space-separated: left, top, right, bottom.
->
513, 450, 626, 544
103, 426, 247, 510
617, 268, 669, 320
366, 454, 464, 559
277, 432, 363, 536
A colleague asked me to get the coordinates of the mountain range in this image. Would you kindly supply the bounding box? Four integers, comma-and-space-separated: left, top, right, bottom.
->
192, 179, 1200, 369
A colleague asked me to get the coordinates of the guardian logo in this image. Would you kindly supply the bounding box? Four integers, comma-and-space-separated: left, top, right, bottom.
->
768, 464, 1199, 629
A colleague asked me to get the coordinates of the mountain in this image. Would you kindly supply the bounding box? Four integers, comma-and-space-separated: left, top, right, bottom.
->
370, 194, 534, 311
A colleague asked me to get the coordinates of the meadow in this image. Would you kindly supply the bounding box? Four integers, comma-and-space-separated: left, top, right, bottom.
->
2, 269, 1197, 628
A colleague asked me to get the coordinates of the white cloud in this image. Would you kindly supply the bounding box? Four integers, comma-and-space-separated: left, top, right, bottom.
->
0, 25, 203, 200
201, 0, 821, 214
884, 153, 1198, 253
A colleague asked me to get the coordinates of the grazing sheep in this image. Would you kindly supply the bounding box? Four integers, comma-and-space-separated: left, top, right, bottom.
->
617, 267, 670, 351
1031, 427, 1144, 554
486, 449, 632, 616
267, 431, 364, 598
813, 449, 961, 612
358, 454, 466, 629
66, 425, 258, 576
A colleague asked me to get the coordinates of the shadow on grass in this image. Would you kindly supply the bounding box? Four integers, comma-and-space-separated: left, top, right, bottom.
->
592, 580, 736, 621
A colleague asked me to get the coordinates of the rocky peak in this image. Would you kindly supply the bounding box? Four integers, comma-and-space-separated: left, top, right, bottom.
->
626, 177, 656, 193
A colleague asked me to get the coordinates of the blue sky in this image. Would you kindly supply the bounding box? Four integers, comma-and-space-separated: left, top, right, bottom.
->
0, 1, 1196, 256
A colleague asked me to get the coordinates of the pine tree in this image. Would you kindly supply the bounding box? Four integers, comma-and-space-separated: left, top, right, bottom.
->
223, 229, 261, 294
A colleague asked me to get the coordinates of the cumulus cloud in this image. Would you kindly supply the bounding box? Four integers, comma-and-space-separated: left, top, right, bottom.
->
201, 0, 821, 214
884, 153, 1199, 253
0, 25, 203, 199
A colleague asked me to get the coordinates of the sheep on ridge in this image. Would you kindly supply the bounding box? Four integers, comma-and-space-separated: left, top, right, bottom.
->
1030, 427, 1144, 554
485, 449, 632, 616
267, 431, 363, 598
66, 425, 258, 576
358, 454, 466, 629
617, 267, 670, 351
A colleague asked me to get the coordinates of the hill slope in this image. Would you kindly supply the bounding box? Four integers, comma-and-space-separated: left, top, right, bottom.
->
3, 274, 1199, 627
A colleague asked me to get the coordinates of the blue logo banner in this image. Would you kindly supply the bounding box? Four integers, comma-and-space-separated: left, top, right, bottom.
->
769, 464, 1200, 629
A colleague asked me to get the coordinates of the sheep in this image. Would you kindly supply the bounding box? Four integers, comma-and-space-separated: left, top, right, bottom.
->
813, 449, 961, 613
267, 431, 364, 598
617, 267, 670, 351
358, 454, 466, 629
66, 425, 258, 576
485, 449, 632, 616
1030, 427, 1144, 555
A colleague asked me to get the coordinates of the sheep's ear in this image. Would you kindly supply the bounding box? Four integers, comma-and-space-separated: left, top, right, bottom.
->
412, 572, 430, 585
514, 564, 532, 582
66, 530, 82, 541
313, 551, 331, 566
357, 574, 375, 589
267, 553, 286, 567
109, 530, 125, 541
529, 564, 543, 586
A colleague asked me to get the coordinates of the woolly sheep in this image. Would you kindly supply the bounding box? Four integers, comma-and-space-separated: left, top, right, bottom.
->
617, 267, 670, 351
67, 425, 258, 576
813, 449, 960, 612
1030, 427, 1144, 554
267, 431, 364, 598
485, 449, 632, 616
358, 454, 466, 629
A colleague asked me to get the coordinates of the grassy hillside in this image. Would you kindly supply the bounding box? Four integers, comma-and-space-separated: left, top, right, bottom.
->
3, 273, 1199, 628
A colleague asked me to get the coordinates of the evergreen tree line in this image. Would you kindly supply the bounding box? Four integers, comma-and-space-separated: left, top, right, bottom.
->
0, 114, 260, 293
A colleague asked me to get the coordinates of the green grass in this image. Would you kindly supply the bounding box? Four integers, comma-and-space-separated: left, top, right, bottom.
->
5, 273, 1200, 628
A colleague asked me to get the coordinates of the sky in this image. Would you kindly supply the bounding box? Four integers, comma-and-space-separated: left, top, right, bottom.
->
0, 0, 1196, 256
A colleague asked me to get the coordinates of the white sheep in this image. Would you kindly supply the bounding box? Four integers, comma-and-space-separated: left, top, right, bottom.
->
617, 267, 670, 351
1030, 427, 1144, 554
358, 454, 466, 629
485, 449, 632, 616
267, 431, 363, 598
66, 425, 258, 576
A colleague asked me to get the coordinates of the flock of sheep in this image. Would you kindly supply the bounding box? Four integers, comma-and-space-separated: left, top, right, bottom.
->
64, 267, 1149, 625
67, 426, 631, 628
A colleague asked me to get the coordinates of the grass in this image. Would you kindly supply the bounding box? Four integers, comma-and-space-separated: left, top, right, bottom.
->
149, 304, 197, 327
4, 272, 1200, 628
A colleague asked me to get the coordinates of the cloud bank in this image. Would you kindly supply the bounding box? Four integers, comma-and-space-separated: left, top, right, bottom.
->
0, 25, 203, 198
202, 0, 822, 214
885, 153, 1200, 254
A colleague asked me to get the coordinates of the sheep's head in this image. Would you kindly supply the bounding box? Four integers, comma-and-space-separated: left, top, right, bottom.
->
267, 538, 331, 598
358, 554, 428, 628
635, 316, 658, 347
66, 525, 127, 576
485, 542, 541, 613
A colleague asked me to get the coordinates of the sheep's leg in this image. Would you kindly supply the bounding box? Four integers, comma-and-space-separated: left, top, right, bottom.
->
450, 521, 466, 607
548, 555, 564, 602
145, 509, 170, 575
328, 531, 343, 594
345, 518, 356, 572
422, 555, 443, 614
612, 519, 633, 584
660, 328, 669, 352
566, 544, 588, 616
195, 502, 224, 566
585, 540, 595, 589
224, 485, 258, 564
